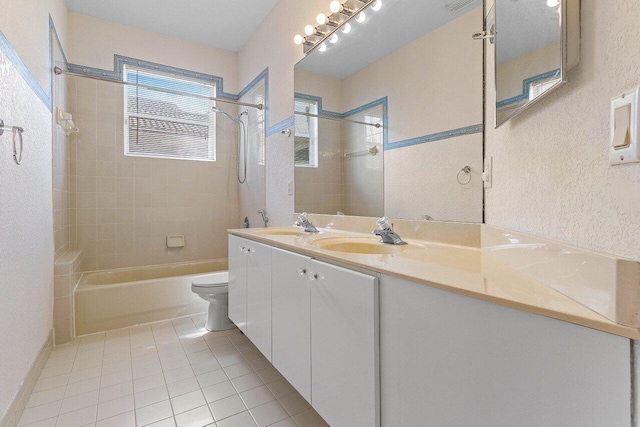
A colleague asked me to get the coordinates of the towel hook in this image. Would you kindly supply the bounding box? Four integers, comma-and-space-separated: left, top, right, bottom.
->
457, 166, 471, 185
0, 119, 25, 165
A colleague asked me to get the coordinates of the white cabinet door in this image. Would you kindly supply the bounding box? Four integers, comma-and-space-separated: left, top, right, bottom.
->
310, 260, 379, 427
380, 274, 631, 427
228, 235, 247, 333
271, 248, 312, 402
246, 240, 272, 361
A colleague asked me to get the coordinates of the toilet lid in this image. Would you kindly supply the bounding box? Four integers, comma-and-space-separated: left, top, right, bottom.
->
191, 272, 229, 288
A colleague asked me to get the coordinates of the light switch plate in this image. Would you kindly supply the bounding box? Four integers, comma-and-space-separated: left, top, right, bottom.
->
610, 88, 640, 165
483, 157, 493, 188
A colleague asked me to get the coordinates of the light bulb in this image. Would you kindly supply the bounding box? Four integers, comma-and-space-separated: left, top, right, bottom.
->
546, 0, 559, 6
316, 13, 327, 25
371, 0, 382, 11
319, 42, 327, 52
329, 1, 342, 14
341, 23, 352, 34
294, 34, 304, 45
355, 12, 366, 23
304, 24, 315, 36
329, 33, 339, 44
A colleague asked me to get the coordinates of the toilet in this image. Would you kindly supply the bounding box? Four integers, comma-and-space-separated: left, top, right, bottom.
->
191, 272, 235, 331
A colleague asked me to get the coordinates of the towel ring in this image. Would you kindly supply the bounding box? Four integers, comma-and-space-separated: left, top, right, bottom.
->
0, 120, 25, 165
457, 166, 471, 185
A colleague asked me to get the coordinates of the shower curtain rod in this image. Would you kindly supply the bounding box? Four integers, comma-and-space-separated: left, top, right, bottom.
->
53, 67, 263, 110
295, 111, 382, 128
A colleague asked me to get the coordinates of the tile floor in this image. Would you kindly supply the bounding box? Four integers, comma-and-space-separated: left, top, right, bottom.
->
18, 314, 329, 427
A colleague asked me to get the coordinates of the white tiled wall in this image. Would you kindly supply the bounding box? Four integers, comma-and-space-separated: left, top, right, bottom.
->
68, 78, 240, 271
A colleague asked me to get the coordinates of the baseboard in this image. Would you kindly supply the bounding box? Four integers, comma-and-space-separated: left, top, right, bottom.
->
0, 330, 54, 427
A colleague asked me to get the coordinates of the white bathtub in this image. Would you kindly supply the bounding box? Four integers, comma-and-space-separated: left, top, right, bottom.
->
74, 259, 228, 336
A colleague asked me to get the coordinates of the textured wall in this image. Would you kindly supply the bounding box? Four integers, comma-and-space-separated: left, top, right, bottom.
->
485, 0, 640, 260
238, 0, 328, 226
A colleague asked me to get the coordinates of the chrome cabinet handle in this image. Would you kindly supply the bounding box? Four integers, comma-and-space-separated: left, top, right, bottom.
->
297, 268, 307, 276
307, 272, 319, 281
247, 247, 255, 253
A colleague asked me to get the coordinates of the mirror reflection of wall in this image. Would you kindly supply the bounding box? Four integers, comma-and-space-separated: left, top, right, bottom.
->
495, 0, 562, 125
294, 0, 484, 222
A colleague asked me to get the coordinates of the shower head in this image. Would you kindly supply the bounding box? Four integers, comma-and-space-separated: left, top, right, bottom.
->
212, 107, 243, 124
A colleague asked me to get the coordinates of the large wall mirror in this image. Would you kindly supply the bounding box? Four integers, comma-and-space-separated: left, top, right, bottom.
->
494, 0, 580, 126
294, 0, 484, 222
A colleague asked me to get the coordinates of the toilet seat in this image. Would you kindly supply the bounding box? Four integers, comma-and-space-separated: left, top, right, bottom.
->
191, 272, 229, 288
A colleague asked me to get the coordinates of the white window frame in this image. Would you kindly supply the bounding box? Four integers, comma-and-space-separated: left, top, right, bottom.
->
123, 65, 217, 162
294, 98, 319, 168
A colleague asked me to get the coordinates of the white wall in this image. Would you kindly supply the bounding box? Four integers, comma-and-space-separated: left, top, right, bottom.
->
485, 0, 640, 261
0, 0, 67, 419
238, 0, 328, 226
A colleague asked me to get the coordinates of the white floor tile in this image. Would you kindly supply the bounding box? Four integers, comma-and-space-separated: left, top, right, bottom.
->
59, 390, 99, 414
216, 411, 257, 427
222, 363, 253, 380
249, 401, 289, 427
268, 418, 297, 427
135, 399, 173, 426
191, 359, 222, 376
145, 416, 177, 427
55, 404, 98, 427
64, 377, 101, 398
202, 381, 237, 404
135, 385, 169, 409
18, 401, 62, 426
99, 381, 134, 403
134, 373, 166, 393
167, 377, 200, 398
21, 320, 325, 427
174, 405, 214, 427
164, 365, 195, 384
196, 370, 228, 389
231, 373, 263, 393
97, 394, 134, 420
95, 410, 136, 427
26, 386, 66, 409
278, 393, 311, 417
265, 380, 296, 399
239, 386, 276, 409
34, 374, 70, 393
171, 390, 206, 415
208, 395, 247, 422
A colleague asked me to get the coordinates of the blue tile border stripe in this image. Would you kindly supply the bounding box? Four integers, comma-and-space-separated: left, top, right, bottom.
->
385, 124, 483, 150
496, 69, 560, 108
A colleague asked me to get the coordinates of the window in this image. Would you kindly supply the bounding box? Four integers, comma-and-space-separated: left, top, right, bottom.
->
124, 66, 216, 161
294, 98, 318, 167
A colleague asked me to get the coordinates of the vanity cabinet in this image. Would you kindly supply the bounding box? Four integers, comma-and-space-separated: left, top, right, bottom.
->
379, 274, 631, 427
228, 235, 272, 360
309, 260, 379, 427
271, 248, 312, 402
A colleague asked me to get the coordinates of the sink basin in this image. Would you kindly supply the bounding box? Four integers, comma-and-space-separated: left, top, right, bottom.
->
313, 238, 417, 255
255, 227, 307, 236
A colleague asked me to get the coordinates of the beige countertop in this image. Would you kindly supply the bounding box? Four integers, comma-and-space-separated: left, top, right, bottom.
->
229, 224, 640, 341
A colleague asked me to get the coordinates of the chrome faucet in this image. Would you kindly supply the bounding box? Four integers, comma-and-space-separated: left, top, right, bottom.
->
295, 212, 319, 233
373, 217, 407, 245
258, 209, 269, 227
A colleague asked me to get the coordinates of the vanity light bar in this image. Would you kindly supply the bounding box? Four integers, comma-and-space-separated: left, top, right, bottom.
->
293, 0, 381, 55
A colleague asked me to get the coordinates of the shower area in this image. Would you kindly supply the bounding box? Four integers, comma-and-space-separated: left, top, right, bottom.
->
51, 54, 266, 342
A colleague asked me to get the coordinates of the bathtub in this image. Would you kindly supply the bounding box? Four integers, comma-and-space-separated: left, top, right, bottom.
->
74, 259, 228, 336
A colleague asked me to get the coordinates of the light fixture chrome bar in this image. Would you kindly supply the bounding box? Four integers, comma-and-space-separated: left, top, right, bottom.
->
295, 111, 382, 128
305, 0, 377, 55
53, 67, 264, 110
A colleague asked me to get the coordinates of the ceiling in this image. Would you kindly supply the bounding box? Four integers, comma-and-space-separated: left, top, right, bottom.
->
65, 0, 279, 52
